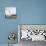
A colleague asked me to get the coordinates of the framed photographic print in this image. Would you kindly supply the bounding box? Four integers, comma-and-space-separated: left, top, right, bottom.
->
5, 7, 16, 19
18, 24, 46, 42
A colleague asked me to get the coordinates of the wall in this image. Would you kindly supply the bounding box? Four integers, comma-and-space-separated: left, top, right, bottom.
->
0, 0, 46, 44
